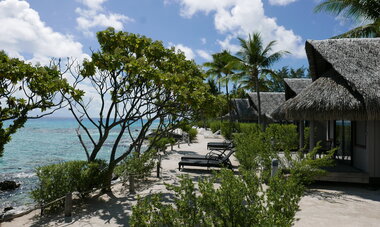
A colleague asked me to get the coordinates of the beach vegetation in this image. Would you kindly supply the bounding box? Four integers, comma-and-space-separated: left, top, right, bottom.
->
130, 123, 334, 226
31, 160, 107, 211
231, 33, 289, 127
63, 28, 208, 190
315, 0, 380, 38
0, 51, 78, 156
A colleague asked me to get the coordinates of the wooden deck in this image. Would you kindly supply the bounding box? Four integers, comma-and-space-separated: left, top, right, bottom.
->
315, 161, 369, 184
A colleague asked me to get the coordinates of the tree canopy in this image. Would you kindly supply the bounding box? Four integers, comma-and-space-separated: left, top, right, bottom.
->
315, 0, 380, 38
0, 51, 73, 155
64, 28, 208, 189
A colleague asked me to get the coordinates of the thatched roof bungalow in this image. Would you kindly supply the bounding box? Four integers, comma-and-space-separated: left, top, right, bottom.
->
281, 38, 380, 184
247, 92, 285, 122
271, 78, 312, 120
230, 98, 257, 122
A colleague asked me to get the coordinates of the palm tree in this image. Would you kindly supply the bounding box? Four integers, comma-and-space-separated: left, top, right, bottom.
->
204, 50, 236, 121
234, 33, 288, 126
315, 0, 380, 38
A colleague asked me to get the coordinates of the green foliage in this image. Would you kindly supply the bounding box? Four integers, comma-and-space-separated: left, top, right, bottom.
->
66, 28, 208, 188
149, 136, 176, 152
0, 51, 76, 156
209, 120, 222, 133
114, 150, 156, 181
266, 66, 310, 92
187, 128, 198, 142
31, 160, 107, 210
238, 123, 261, 135
314, 0, 380, 38
265, 124, 298, 151
130, 169, 304, 227
220, 121, 239, 140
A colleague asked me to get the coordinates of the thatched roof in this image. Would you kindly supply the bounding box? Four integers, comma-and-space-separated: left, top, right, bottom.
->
284, 78, 312, 100
284, 38, 380, 120
248, 92, 285, 121
271, 78, 312, 119
230, 98, 257, 122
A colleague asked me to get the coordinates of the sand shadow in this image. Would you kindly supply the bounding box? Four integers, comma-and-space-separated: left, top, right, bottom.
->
305, 182, 380, 203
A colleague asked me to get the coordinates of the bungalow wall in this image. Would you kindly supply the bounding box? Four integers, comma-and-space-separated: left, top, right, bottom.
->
366, 120, 380, 179
353, 121, 368, 173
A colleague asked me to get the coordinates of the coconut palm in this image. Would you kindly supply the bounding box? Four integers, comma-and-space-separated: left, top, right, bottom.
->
315, 0, 380, 38
234, 32, 288, 126
204, 50, 236, 121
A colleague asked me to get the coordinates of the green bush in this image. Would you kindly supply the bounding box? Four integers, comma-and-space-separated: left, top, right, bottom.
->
188, 128, 198, 142
130, 169, 304, 226
209, 120, 221, 133
149, 136, 176, 152
265, 124, 298, 151
238, 123, 261, 135
114, 150, 156, 181
31, 160, 107, 210
220, 122, 240, 140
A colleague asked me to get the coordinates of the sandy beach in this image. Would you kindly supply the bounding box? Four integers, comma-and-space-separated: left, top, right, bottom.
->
2, 128, 380, 227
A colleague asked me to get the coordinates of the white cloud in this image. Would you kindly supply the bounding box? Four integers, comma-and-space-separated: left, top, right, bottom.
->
196, 49, 212, 61
76, 0, 133, 36
201, 37, 207, 45
169, 43, 195, 60
170, 0, 305, 58
268, 0, 298, 6
0, 0, 87, 64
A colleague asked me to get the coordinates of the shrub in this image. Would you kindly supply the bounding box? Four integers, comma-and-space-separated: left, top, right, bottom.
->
220, 122, 239, 140
209, 120, 221, 133
238, 123, 261, 135
265, 124, 298, 151
149, 136, 176, 152
188, 128, 198, 142
130, 169, 304, 227
31, 160, 107, 210
114, 150, 156, 181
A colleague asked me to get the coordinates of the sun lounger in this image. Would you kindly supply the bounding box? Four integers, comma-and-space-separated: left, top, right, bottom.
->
178, 149, 234, 170
207, 141, 233, 150
180, 148, 232, 161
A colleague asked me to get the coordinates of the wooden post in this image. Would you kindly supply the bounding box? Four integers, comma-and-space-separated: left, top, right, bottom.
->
40, 203, 44, 216
299, 120, 305, 150
64, 192, 72, 217
310, 120, 315, 152
129, 175, 135, 194
156, 154, 161, 178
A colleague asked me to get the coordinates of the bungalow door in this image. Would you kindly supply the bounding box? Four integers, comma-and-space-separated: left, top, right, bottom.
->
334, 120, 352, 163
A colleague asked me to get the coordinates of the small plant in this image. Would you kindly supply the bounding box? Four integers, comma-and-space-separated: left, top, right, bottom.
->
188, 128, 198, 142
209, 120, 221, 133
31, 160, 107, 211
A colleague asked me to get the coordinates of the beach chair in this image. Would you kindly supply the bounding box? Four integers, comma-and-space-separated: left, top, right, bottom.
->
178, 149, 234, 171
180, 145, 233, 160
207, 141, 233, 150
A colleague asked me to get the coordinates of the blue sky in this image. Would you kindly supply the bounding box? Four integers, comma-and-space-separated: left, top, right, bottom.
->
0, 0, 354, 69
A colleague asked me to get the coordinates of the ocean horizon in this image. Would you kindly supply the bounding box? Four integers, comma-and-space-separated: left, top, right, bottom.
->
0, 117, 149, 210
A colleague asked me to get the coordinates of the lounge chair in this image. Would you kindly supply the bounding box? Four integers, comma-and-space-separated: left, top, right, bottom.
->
180, 147, 231, 160
207, 141, 233, 150
178, 149, 234, 171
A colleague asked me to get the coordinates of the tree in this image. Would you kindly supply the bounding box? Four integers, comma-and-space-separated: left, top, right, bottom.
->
64, 28, 207, 190
204, 50, 236, 122
234, 33, 288, 126
0, 51, 73, 156
267, 66, 310, 92
315, 0, 380, 38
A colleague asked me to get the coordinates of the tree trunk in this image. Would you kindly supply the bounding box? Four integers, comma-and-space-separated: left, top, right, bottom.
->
226, 79, 232, 123
253, 70, 262, 129
102, 163, 115, 192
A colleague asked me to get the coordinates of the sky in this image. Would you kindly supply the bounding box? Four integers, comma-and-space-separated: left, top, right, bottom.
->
0, 0, 356, 117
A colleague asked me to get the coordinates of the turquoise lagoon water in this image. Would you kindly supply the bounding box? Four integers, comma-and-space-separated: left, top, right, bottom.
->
0, 118, 147, 210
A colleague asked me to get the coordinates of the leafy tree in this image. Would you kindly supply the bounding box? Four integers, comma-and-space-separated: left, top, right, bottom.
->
206, 78, 219, 96
64, 28, 207, 190
315, 0, 380, 38
0, 51, 74, 156
267, 66, 310, 92
234, 33, 288, 126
